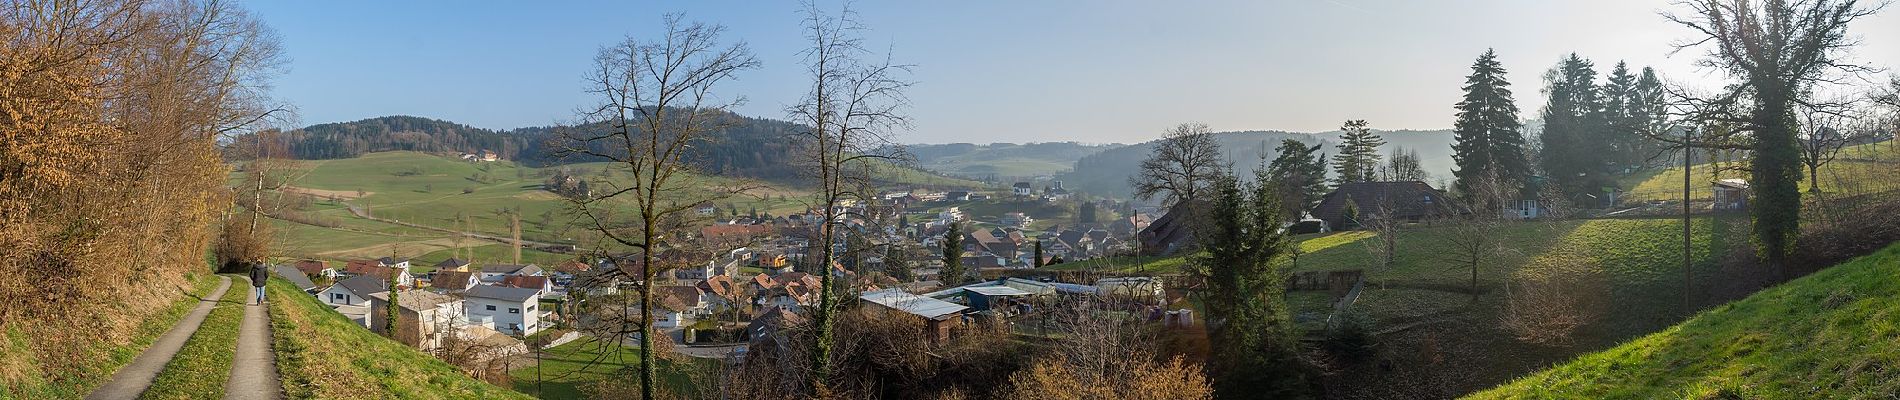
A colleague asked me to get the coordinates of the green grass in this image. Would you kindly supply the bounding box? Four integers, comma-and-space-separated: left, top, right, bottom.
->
265, 278, 531, 399
139, 275, 249, 400
1042, 255, 1191, 273
0, 273, 218, 400
1621, 140, 1899, 203
1471, 241, 1900, 399
508, 339, 710, 399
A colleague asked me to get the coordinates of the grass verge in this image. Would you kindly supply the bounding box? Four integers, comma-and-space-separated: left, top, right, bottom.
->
264, 278, 531, 399
1471, 240, 1900, 398
0, 272, 217, 400
138, 275, 248, 399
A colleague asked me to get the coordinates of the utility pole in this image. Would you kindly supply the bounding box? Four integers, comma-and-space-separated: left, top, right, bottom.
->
1682, 126, 1693, 313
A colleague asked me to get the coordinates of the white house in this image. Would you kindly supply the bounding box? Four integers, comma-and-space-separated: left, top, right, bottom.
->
1012, 182, 1034, 196
321, 275, 388, 307
651, 285, 708, 329
463, 284, 543, 336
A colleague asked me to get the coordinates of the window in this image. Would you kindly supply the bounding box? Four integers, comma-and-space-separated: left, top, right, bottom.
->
526, 305, 535, 312
485, 305, 496, 311
331, 293, 343, 302
508, 323, 519, 332
508, 308, 520, 314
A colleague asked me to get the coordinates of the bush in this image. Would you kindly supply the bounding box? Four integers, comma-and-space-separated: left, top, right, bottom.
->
1324, 310, 1377, 361
463, 187, 476, 194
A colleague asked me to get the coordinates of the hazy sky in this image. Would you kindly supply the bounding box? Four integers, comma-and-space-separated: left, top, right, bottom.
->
249, 0, 1900, 144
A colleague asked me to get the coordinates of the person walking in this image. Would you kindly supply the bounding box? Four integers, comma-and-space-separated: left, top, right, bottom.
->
248, 262, 269, 305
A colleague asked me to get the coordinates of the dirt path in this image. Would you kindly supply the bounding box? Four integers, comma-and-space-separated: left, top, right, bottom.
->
225, 277, 282, 399
85, 276, 232, 400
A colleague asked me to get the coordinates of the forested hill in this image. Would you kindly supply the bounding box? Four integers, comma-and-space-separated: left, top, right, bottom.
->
1061, 129, 1457, 200
270, 111, 807, 180
897, 142, 1126, 179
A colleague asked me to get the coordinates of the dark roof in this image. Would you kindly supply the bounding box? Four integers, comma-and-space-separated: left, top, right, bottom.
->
1013, 182, 1032, 188
431, 271, 478, 290
434, 258, 470, 268
1139, 200, 1205, 256
270, 264, 317, 290
498, 275, 551, 290
464, 284, 542, 302
1310, 181, 1465, 226
377, 256, 408, 265
335, 275, 388, 297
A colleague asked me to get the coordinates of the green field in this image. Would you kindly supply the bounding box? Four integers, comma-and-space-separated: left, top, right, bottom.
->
265, 278, 531, 399
1472, 241, 1900, 398
251, 151, 987, 265
509, 340, 710, 399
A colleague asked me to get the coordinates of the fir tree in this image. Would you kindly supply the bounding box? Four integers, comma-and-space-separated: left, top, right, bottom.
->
1195, 169, 1307, 397
1538, 53, 1613, 197
941, 223, 965, 285
1451, 49, 1531, 204
1332, 120, 1384, 184
1266, 139, 1328, 219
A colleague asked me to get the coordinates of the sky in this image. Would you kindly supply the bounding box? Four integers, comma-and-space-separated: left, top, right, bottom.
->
248, 0, 1900, 144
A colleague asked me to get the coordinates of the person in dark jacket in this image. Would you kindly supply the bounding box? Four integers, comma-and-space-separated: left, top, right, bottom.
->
248, 262, 269, 304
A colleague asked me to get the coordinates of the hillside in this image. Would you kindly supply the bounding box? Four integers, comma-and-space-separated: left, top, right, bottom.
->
1471, 241, 1900, 398
901, 142, 1125, 179
264, 278, 532, 399
1062, 129, 1456, 199
1619, 140, 1900, 203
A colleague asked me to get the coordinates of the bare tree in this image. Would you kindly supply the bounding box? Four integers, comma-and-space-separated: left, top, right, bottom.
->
554, 15, 759, 400
786, 3, 913, 394
1132, 122, 1225, 207
1441, 171, 1509, 300
1795, 97, 1868, 193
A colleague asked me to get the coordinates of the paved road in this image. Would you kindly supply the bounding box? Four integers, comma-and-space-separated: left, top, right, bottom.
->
225, 277, 282, 400
85, 276, 232, 400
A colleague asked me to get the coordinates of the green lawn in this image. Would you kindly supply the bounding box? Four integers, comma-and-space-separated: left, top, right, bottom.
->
1472, 241, 1900, 398
0, 273, 218, 400
139, 275, 249, 400
509, 339, 711, 399
265, 278, 530, 399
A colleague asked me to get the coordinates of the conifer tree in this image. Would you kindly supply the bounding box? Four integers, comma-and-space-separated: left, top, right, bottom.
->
1450, 49, 1531, 204
1331, 120, 1384, 184
1267, 139, 1329, 219
941, 223, 965, 285
1538, 54, 1612, 196
1194, 169, 1306, 397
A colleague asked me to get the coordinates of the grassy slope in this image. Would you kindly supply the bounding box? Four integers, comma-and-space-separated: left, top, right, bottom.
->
139, 275, 248, 400
0, 273, 218, 400
261, 151, 983, 264
508, 339, 709, 399
1472, 241, 1900, 399
265, 278, 530, 400
1621, 140, 1899, 203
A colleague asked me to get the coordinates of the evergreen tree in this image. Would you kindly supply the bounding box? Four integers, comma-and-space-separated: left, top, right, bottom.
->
1195, 169, 1307, 397
941, 223, 965, 285
1451, 49, 1531, 204
384, 270, 400, 339
1538, 53, 1613, 197
1602, 62, 1643, 170
1033, 240, 1044, 268
1078, 201, 1098, 224
1266, 139, 1328, 219
1332, 120, 1384, 184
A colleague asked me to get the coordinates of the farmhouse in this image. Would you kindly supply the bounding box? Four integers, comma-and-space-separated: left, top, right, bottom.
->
430, 270, 480, 292
1139, 200, 1205, 256
1311, 181, 1465, 231
1012, 182, 1034, 196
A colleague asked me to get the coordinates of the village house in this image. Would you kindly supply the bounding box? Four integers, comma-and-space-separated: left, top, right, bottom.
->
694, 201, 718, 216
292, 259, 337, 279
463, 284, 543, 336
1001, 212, 1033, 228
433, 258, 471, 272
479, 264, 543, 283
321, 275, 388, 307
651, 285, 709, 329
1012, 182, 1034, 197
1139, 200, 1204, 256
498, 274, 555, 297
945, 191, 971, 202
1311, 181, 1466, 231
430, 270, 481, 292
369, 290, 464, 351
344, 258, 414, 287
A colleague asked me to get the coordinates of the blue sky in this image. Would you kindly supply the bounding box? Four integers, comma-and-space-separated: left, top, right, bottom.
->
248, 1, 1900, 144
